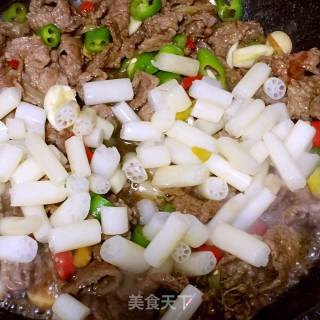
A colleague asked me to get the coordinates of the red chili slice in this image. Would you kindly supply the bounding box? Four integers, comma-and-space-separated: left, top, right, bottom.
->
194, 244, 224, 262
53, 251, 76, 281
8, 59, 20, 70
311, 121, 320, 148
85, 146, 94, 162
181, 75, 203, 90
186, 38, 196, 49
80, 1, 96, 13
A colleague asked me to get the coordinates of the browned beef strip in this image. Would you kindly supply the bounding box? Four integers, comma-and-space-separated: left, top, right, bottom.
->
164, 188, 224, 223
57, 35, 83, 86
45, 122, 73, 153
138, 12, 181, 52
134, 272, 189, 295
80, 293, 156, 320
86, 21, 123, 70
84, 0, 130, 71
0, 21, 30, 39
222, 60, 245, 90
5, 36, 50, 71
0, 34, 6, 50
64, 260, 122, 296
201, 188, 320, 320
5, 36, 68, 102
1, 247, 58, 294
208, 21, 263, 58
115, 271, 188, 304
178, 2, 217, 38
202, 223, 308, 320
129, 72, 159, 110
165, 0, 196, 8
101, 0, 130, 41
27, 0, 81, 33
79, 295, 113, 320
138, 103, 155, 121
20, 79, 45, 106
287, 76, 320, 120
281, 188, 320, 228
0, 57, 20, 89
267, 48, 320, 84
80, 0, 110, 27
1, 261, 34, 292
24, 60, 68, 95
120, 29, 146, 59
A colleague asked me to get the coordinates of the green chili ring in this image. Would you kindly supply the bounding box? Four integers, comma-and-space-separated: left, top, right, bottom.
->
130, 0, 162, 22
84, 26, 111, 54
197, 48, 228, 90
216, 0, 244, 22
39, 24, 61, 48
3, 2, 27, 23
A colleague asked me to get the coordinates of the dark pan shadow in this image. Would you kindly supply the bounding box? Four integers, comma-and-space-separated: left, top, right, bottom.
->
244, 0, 320, 51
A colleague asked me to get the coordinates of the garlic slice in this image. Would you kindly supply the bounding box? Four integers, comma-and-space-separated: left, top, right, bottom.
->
233, 45, 274, 69
226, 42, 239, 68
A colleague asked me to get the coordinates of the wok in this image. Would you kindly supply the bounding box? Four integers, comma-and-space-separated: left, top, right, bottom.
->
0, 0, 319, 319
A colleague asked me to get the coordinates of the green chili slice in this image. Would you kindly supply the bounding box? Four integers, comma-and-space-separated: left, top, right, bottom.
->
3, 2, 27, 24
311, 147, 320, 156
216, 0, 244, 22
160, 202, 176, 213
127, 52, 158, 79
129, 0, 162, 21
197, 48, 228, 89
132, 225, 150, 248
39, 24, 61, 48
84, 26, 111, 54
173, 34, 187, 50
159, 44, 184, 56
89, 194, 114, 221
156, 71, 181, 85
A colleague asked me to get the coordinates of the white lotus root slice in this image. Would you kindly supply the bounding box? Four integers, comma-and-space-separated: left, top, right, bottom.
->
263, 77, 286, 100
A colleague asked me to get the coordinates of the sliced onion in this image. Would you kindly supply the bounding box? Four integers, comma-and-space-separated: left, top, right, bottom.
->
129, 16, 143, 35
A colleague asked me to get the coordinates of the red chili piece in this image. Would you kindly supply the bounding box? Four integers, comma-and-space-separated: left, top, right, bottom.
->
85, 146, 94, 162
186, 38, 196, 49
80, 1, 96, 13
53, 251, 76, 281
181, 75, 202, 90
8, 59, 20, 70
311, 121, 320, 148
194, 244, 224, 262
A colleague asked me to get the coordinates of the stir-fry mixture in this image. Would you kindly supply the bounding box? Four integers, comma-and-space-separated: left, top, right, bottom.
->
0, 0, 320, 319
